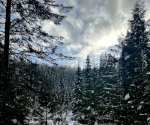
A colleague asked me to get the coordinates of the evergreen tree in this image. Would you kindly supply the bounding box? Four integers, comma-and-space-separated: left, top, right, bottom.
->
72, 63, 84, 118
118, 1, 150, 124
120, 0, 149, 99
59, 67, 66, 112
91, 65, 99, 108
80, 55, 95, 125
94, 54, 122, 124
0, 59, 33, 125
0, 0, 73, 124
84, 55, 92, 85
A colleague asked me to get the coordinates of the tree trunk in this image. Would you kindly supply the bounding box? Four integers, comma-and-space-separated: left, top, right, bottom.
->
4, 0, 11, 85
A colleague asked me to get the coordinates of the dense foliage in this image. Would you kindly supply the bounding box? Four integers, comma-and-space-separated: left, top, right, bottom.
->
0, 0, 150, 125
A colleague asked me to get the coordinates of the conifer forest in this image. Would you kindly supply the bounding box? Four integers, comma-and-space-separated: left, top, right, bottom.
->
0, 0, 150, 125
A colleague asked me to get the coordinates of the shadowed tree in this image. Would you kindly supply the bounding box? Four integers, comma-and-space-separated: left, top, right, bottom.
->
118, 1, 150, 124
0, 0, 73, 124
72, 63, 84, 120
120, 0, 149, 99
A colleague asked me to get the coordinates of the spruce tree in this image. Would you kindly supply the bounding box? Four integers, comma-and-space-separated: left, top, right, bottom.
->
120, 0, 149, 99
0, 0, 73, 124
80, 55, 95, 125
72, 63, 84, 121
92, 65, 99, 109
118, 1, 150, 124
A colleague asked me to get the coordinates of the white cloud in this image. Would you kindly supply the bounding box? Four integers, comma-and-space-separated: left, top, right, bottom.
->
42, 0, 150, 66
42, 20, 71, 41
66, 44, 82, 52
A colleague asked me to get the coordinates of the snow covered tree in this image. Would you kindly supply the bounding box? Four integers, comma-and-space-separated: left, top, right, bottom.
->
84, 55, 92, 85
72, 63, 84, 120
0, 59, 34, 125
91, 65, 100, 109
0, 0, 73, 124
117, 1, 150, 124
79, 55, 96, 125
94, 54, 122, 124
59, 67, 67, 112
120, 0, 149, 99
102, 54, 121, 105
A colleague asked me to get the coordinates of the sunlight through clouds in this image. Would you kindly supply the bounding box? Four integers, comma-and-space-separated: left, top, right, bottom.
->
42, 0, 150, 66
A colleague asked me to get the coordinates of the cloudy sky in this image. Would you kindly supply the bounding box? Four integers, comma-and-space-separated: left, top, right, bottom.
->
42, 0, 150, 67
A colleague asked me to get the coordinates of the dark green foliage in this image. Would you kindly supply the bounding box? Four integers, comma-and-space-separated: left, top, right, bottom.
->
73, 63, 83, 111
80, 55, 96, 124
72, 63, 85, 123
116, 1, 150, 124
0, 59, 32, 125
0, 58, 76, 124
0, 0, 73, 124
120, 1, 149, 98
0, 0, 150, 124
73, 3, 150, 123
0, 0, 73, 66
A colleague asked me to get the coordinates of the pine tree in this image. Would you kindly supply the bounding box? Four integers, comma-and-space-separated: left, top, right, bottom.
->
0, 0, 73, 124
79, 55, 96, 125
95, 54, 122, 124
0, 59, 34, 125
72, 63, 84, 118
84, 55, 92, 85
120, 0, 149, 99
91, 65, 99, 109
59, 67, 66, 113
118, 1, 150, 124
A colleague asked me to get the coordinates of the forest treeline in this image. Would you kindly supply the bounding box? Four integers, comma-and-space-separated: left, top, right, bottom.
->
73, 1, 150, 124
0, 0, 150, 125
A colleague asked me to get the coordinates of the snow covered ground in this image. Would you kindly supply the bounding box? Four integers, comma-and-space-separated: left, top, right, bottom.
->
27, 110, 82, 125
26, 108, 115, 125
